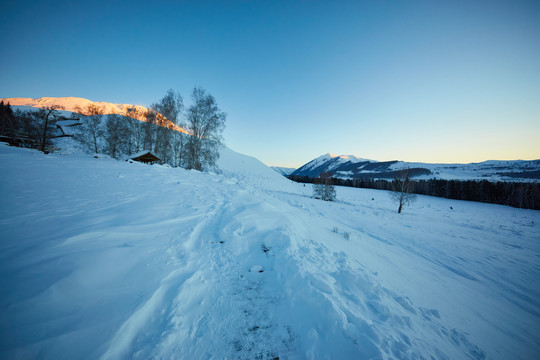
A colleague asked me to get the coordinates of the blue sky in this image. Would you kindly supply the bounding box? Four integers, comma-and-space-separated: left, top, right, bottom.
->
1, 0, 539, 167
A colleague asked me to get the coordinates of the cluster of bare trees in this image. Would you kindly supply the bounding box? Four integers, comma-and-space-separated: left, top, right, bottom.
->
75, 103, 153, 159
1, 87, 226, 172
0, 101, 65, 153
74, 87, 226, 171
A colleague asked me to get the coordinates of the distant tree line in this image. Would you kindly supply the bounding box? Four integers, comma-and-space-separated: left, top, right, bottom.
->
289, 174, 540, 210
0, 87, 226, 172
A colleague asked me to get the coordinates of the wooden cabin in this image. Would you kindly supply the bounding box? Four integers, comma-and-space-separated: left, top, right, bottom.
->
129, 151, 160, 165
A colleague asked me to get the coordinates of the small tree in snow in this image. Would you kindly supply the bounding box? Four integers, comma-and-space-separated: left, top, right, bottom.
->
313, 171, 336, 201
390, 168, 417, 213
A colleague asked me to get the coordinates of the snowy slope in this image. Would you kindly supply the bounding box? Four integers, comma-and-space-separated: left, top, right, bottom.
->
1, 144, 539, 359
271, 166, 297, 176
293, 153, 540, 182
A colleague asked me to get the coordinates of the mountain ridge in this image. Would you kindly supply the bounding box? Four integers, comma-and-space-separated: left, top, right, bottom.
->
292, 153, 540, 182
1, 96, 188, 133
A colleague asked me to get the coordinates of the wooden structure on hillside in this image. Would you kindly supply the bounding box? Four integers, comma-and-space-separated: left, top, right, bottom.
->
129, 151, 160, 165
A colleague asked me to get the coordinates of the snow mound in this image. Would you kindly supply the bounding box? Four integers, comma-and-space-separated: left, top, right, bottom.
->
217, 145, 296, 192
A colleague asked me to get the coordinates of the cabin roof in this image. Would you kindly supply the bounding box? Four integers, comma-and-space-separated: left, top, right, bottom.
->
129, 151, 159, 163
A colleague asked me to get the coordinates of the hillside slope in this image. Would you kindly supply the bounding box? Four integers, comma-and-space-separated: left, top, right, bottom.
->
1, 144, 539, 359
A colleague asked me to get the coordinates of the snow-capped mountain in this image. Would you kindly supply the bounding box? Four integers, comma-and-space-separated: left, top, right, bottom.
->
1, 97, 187, 133
292, 153, 540, 182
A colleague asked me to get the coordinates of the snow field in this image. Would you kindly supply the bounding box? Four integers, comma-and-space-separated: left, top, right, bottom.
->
1, 143, 539, 359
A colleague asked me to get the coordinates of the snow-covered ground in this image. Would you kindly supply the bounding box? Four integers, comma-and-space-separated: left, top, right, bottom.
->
1, 143, 539, 359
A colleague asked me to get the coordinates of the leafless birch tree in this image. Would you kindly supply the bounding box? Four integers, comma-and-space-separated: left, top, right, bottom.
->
185, 87, 226, 171
390, 168, 417, 213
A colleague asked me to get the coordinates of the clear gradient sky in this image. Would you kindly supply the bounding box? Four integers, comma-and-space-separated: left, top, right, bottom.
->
1, 0, 539, 167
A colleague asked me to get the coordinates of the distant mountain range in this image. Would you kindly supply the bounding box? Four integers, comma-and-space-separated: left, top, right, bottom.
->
1, 97, 187, 133
290, 153, 540, 182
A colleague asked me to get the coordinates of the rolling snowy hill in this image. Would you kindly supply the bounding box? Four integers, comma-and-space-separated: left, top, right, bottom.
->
292, 153, 540, 182
1, 143, 539, 359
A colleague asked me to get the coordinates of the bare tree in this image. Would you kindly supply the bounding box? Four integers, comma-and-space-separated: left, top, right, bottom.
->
37, 105, 63, 152
143, 108, 158, 151
171, 131, 187, 168
390, 168, 417, 213
152, 89, 183, 125
76, 104, 104, 154
126, 106, 144, 154
1, 103, 44, 149
151, 90, 185, 164
78, 117, 103, 154
74, 103, 105, 117
11, 110, 40, 147
185, 87, 226, 171
313, 171, 336, 201
104, 114, 128, 159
